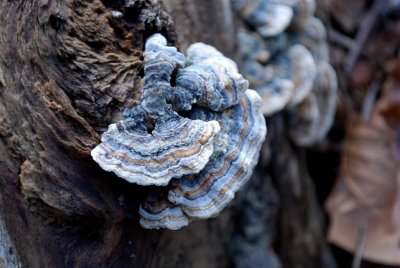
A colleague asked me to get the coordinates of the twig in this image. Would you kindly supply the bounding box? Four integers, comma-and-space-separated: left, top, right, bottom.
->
352, 224, 367, 268
361, 79, 381, 121
327, 29, 355, 50
346, 0, 385, 74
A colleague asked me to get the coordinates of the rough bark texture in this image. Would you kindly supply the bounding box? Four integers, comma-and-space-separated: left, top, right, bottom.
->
268, 115, 337, 268
0, 0, 333, 267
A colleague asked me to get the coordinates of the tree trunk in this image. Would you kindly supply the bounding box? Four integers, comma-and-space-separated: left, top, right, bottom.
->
0, 0, 334, 267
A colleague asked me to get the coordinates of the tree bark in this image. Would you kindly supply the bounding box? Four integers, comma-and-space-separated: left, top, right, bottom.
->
0, 0, 334, 267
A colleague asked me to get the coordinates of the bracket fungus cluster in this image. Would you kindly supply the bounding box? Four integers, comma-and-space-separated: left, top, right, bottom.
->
233, 0, 338, 145
91, 34, 266, 230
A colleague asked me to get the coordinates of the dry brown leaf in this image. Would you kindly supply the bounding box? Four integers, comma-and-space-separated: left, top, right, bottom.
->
326, 83, 400, 265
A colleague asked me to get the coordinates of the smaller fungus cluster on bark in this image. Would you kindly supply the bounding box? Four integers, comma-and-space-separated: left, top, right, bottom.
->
233, 0, 338, 146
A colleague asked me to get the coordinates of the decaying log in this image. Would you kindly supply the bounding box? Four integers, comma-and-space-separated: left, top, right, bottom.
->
0, 1, 237, 266
0, 0, 336, 267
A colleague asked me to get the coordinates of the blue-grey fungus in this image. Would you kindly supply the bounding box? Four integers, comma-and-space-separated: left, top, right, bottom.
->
238, 32, 316, 114
313, 63, 338, 140
289, 62, 338, 145
233, 0, 337, 145
140, 89, 266, 229
232, 0, 293, 37
286, 44, 317, 106
92, 34, 220, 186
174, 43, 248, 112
238, 30, 271, 64
167, 89, 266, 219
291, 17, 329, 62
92, 34, 266, 229
139, 190, 189, 230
